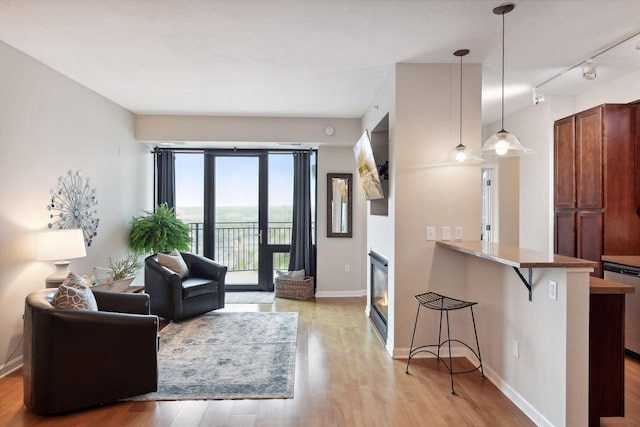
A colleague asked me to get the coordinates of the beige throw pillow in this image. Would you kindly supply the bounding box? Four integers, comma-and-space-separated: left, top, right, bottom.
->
158, 249, 189, 278
52, 272, 98, 311
276, 269, 305, 280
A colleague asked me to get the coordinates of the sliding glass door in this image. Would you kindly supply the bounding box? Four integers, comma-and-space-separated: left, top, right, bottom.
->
173, 149, 315, 291
208, 153, 263, 289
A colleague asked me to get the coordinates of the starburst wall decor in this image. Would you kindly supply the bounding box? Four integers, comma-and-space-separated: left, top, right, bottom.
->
47, 170, 99, 246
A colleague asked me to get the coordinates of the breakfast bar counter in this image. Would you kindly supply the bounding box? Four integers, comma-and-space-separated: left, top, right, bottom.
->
434, 240, 595, 427
436, 240, 598, 269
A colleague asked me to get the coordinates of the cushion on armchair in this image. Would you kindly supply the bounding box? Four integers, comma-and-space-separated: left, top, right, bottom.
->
52, 272, 98, 311
157, 249, 189, 278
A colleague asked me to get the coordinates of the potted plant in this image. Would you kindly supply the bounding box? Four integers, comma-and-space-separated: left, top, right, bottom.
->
128, 203, 191, 255
90, 252, 142, 291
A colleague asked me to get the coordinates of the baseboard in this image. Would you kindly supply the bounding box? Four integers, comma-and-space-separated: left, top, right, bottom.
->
315, 290, 366, 298
0, 355, 23, 379
393, 346, 550, 427
482, 364, 553, 427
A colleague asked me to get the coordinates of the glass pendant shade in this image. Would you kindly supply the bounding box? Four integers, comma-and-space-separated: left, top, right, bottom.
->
481, 3, 533, 159
482, 129, 533, 157
448, 143, 481, 163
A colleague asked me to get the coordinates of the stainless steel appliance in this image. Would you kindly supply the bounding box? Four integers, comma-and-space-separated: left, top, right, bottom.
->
604, 261, 640, 358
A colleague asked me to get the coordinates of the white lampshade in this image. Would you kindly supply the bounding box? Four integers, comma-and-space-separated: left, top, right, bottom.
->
37, 229, 87, 288
482, 129, 534, 158
37, 229, 87, 261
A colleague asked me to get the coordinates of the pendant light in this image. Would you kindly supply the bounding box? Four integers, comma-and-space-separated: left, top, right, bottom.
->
448, 49, 481, 163
482, 3, 533, 158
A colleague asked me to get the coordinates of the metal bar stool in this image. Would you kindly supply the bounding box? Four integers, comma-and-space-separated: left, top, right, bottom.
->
405, 291, 484, 394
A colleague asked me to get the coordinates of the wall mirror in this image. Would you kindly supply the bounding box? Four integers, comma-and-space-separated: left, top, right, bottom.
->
327, 173, 352, 238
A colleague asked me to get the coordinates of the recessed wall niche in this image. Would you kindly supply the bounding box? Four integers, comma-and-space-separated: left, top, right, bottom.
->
370, 114, 389, 216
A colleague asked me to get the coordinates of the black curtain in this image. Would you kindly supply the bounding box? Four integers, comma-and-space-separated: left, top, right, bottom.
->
156, 149, 176, 210
288, 150, 315, 277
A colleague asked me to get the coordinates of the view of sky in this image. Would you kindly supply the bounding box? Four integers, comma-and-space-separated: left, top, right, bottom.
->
175, 153, 296, 208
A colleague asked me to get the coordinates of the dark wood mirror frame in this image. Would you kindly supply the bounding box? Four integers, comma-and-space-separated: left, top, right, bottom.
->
327, 173, 353, 238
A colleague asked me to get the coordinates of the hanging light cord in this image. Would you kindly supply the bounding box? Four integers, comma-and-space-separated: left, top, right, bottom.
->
500, 10, 505, 130
459, 53, 463, 146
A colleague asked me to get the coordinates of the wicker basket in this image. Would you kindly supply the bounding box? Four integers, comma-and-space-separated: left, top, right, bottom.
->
275, 276, 315, 300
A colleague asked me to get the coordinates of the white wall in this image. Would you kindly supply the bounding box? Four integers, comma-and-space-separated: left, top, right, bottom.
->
360, 63, 483, 356
316, 146, 365, 296
0, 41, 151, 376
362, 67, 396, 353
136, 115, 361, 145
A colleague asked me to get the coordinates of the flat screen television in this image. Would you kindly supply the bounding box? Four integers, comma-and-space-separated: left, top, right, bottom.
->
353, 130, 385, 200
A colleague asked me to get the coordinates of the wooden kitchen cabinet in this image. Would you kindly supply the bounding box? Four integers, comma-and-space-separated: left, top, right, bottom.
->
577, 211, 603, 278
554, 211, 575, 257
635, 105, 640, 212
575, 107, 603, 209
554, 104, 639, 277
554, 115, 576, 209
589, 277, 634, 426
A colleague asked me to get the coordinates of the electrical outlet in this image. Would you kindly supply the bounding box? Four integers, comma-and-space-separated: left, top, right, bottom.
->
513, 339, 519, 359
441, 226, 451, 241
344, 264, 350, 272
549, 280, 557, 301
426, 226, 436, 241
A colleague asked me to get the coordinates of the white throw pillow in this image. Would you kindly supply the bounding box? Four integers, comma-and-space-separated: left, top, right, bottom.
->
157, 249, 189, 278
289, 269, 305, 280
276, 269, 305, 280
52, 272, 98, 311
276, 270, 289, 279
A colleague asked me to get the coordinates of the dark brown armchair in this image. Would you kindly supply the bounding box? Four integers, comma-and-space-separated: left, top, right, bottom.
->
145, 252, 226, 321
23, 288, 158, 415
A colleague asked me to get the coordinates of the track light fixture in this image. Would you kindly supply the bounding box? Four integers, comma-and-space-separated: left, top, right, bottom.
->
582, 59, 597, 80
534, 29, 640, 92
532, 88, 545, 105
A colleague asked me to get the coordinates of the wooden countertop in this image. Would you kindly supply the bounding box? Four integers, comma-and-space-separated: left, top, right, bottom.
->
589, 276, 635, 294
436, 240, 598, 269
601, 255, 640, 268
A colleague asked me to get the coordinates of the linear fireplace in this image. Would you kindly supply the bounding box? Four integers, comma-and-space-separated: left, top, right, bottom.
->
368, 250, 388, 341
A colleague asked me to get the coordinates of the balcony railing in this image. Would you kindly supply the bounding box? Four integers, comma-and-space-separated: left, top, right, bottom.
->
186, 222, 293, 272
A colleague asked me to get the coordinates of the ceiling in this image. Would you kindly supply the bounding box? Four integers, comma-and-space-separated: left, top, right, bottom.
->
1, 0, 640, 127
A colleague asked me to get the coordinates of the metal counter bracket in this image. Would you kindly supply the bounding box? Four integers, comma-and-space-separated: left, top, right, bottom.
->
513, 267, 533, 301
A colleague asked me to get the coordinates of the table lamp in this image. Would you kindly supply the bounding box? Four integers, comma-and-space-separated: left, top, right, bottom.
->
37, 229, 87, 288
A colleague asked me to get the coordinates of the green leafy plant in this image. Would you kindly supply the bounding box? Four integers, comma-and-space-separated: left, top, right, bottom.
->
128, 203, 191, 254
107, 253, 142, 280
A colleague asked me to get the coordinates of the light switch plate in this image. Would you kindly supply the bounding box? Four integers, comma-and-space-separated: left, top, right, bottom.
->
549, 280, 557, 301
426, 226, 436, 241
441, 226, 451, 241
455, 226, 463, 241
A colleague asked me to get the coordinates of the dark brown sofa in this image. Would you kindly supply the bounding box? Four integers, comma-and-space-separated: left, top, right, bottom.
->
23, 288, 158, 415
144, 252, 226, 321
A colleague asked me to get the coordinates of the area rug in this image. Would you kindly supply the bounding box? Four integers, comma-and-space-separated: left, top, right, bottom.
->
129, 311, 298, 400
225, 291, 275, 304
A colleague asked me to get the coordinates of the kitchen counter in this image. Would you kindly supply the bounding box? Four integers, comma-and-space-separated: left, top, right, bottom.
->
601, 255, 640, 268
589, 276, 634, 426
435, 240, 595, 425
589, 276, 635, 294
436, 240, 598, 269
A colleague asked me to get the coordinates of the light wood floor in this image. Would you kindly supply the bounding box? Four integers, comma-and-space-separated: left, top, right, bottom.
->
8, 296, 637, 426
